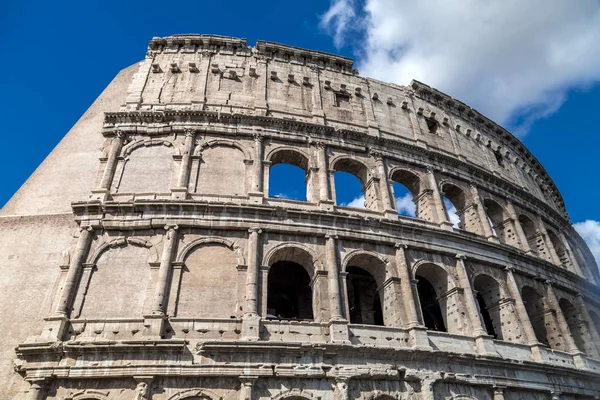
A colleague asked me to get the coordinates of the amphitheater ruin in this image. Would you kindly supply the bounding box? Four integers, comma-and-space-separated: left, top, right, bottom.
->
1, 34, 599, 399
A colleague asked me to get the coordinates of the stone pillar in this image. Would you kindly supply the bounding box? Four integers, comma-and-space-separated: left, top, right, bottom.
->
326, 234, 349, 343
242, 228, 261, 340
26, 379, 48, 400
504, 267, 543, 361
249, 134, 264, 203
544, 281, 586, 368
99, 131, 125, 191
535, 216, 562, 266
55, 227, 94, 317
152, 226, 178, 314
239, 376, 257, 400
420, 377, 437, 400
316, 142, 332, 206
335, 378, 349, 400
469, 184, 496, 241
505, 201, 532, 253
576, 294, 600, 356
174, 130, 195, 193
493, 386, 505, 400
395, 243, 430, 349
427, 167, 452, 230
455, 254, 499, 356
374, 152, 396, 218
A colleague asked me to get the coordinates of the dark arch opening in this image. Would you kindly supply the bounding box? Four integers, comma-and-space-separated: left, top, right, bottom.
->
559, 298, 588, 354
521, 286, 548, 346
416, 274, 446, 332
547, 229, 569, 269
441, 183, 466, 229
476, 291, 497, 338
346, 266, 383, 326
473, 274, 503, 340
483, 199, 506, 239
519, 215, 539, 255
267, 261, 313, 320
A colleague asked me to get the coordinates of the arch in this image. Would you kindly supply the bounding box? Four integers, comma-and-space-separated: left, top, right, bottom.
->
176, 241, 241, 318
167, 388, 221, 400
521, 286, 549, 346
331, 156, 370, 185
342, 250, 389, 287
482, 198, 507, 241
122, 138, 174, 157
266, 146, 310, 170
440, 181, 467, 229
547, 229, 569, 269
332, 156, 372, 209
414, 262, 454, 333
267, 260, 314, 321
177, 236, 244, 265
196, 141, 248, 196
473, 274, 504, 339
72, 390, 110, 400
263, 242, 323, 277
518, 214, 539, 255
197, 139, 252, 161
79, 239, 153, 318
271, 389, 318, 400
389, 167, 422, 199
559, 298, 588, 355
118, 142, 175, 193
267, 147, 311, 202
87, 236, 155, 266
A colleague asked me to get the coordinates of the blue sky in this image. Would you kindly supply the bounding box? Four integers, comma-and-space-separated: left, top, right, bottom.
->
2, 0, 600, 261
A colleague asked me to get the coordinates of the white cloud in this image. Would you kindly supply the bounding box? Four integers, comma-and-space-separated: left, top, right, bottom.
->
574, 220, 600, 269
342, 194, 366, 208
396, 193, 416, 217
319, 0, 357, 48
320, 0, 600, 133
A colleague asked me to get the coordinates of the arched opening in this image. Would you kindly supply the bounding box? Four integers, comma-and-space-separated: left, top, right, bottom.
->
390, 169, 420, 218
333, 158, 370, 209
521, 286, 549, 346
441, 183, 466, 229
483, 199, 506, 240
559, 298, 589, 355
415, 263, 451, 332
473, 275, 504, 339
196, 144, 247, 196
518, 215, 539, 255
267, 261, 313, 321
547, 230, 569, 269
346, 266, 383, 326
269, 149, 310, 202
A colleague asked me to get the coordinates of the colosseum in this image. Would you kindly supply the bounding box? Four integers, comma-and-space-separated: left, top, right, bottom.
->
1, 34, 599, 399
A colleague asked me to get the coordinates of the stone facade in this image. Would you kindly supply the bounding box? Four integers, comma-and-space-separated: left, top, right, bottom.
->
1, 34, 599, 399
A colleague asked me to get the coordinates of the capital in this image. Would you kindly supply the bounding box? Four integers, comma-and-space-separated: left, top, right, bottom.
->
115, 130, 125, 139
455, 253, 467, 261
325, 233, 339, 240
253, 133, 264, 142
371, 151, 384, 161
184, 128, 195, 137
248, 227, 262, 234
394, 242, 408, 250
503, 266, 515, 273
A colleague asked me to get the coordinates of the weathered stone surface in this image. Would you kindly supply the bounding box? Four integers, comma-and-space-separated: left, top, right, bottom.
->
1, 34, 599, 399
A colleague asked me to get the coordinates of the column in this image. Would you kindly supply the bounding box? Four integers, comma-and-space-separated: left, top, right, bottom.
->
249, 134, 264, 202
175, 130, 195, 189
504, 267, 543, 361
576, 294, 600, 356
55, 227, 94, 316
326, 234, 342, 319
470, 184, 497, 241
493, 386, 505, 400
455, 254, 499, 356
316, 142, 331, 204
152, 226, 178, 314
238, 376, 257, 400
505, 201, 532, 253
242, 228, 261, 340
26, 379, 47, 400
373, 152, 396, 218
427, 168, 452, 230
99, 131, 125, 191
544, 281, 583, 358
535, 216, 562, 266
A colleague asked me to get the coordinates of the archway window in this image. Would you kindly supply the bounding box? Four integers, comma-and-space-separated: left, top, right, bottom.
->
269, 164, 307, 201
346, 266, 383, 326
559, 298, 589, 355
441, 183, 466, 229
518, 215, 539, 255
334, 171, 365, 208
521, 286, 549, 346
390, 169, 421, 219
267, 261, 313, 320
547, 230, 569, 269
392, 182, 416, 217
416, 274, 446, 332
269, 150, 310, 202
483, 199, 506, 240
473, 275, 504, 339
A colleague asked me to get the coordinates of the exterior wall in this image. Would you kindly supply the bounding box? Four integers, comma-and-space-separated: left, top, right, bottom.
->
2, 35, 600, 399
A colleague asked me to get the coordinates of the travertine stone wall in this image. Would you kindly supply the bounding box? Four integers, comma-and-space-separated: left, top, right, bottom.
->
1, 35, 599, 400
